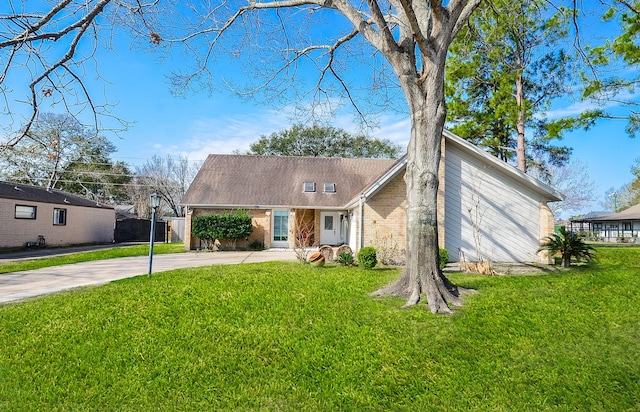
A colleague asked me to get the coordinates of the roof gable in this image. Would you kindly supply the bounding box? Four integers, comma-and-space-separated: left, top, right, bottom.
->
442, 130, 564, 201
0, 181, 112, 209
181, 154, 397, 208
353, 130, 563, 205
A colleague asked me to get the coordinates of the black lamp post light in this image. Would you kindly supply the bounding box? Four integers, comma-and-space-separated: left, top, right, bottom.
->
148, 193, 161, 276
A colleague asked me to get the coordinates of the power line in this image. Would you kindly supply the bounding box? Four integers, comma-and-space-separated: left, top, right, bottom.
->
8, 177, 187, 188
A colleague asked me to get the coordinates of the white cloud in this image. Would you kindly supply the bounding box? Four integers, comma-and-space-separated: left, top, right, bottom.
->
545, 100, 604, 118
159, 108, 412, 160
546, 89, 640, 119
158, 110, 292, 160
374, 115, 410, 145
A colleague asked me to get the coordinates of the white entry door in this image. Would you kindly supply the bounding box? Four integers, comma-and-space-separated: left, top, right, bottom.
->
320, 212, 341, 245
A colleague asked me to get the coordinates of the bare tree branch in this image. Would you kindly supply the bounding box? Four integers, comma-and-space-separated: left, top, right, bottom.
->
0, 0, 142, 147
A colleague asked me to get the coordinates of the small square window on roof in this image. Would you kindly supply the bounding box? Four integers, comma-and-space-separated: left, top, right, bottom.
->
303, 181, 316, 193
324, 182, 336, 194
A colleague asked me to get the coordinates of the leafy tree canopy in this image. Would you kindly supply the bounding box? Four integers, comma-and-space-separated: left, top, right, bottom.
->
245, 124, 403, 159
0, 112, 131, 203
445, 0, 592, 173
580, 1, 640, 136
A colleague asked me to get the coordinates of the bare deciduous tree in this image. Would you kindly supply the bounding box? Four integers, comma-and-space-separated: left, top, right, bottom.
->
0, 112, 131, 202
2, 0, 482, 313
529, 159, 598, 218
131, 154, 201, 217
142, 1, 483, 312
0, 0, 140, 146
293, 209, 315, 262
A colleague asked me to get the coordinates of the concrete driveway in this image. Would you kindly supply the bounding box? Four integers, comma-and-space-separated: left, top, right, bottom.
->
0, 250, 297, 304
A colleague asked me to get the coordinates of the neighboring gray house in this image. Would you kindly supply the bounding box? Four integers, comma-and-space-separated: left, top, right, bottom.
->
575, 204, 640, 242
0, 181, 115, 249
181, 130, 564, 263
569, 211, 612, 234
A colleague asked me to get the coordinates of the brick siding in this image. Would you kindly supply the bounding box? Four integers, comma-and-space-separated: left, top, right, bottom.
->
0, 198, 114, 249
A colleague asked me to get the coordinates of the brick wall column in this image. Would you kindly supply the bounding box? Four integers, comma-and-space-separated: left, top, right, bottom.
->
264, 210, 272, 249
184, 208, 193, 250
538, 202, 555, 263
288, 209, 295, 248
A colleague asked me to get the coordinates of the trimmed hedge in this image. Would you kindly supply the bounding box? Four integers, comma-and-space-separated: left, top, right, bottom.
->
192, 210, 253, 250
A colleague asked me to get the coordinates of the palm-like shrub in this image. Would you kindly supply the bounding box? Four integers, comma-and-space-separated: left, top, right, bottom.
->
538, 227, 595, 268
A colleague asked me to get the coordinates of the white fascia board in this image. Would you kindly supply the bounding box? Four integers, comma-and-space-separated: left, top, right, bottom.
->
442, 130, 565, 202
181, 203, 345, 210
344, 156, 408, 209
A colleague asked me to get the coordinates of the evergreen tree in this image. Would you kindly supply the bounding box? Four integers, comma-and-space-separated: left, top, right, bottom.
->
445, 0, 586, 173
581, 1, 640, 136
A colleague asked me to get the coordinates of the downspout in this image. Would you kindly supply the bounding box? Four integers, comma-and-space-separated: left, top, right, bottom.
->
359, 195, 365, 251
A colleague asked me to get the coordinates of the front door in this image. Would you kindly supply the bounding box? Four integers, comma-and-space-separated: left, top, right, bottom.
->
320, 211, 341, 245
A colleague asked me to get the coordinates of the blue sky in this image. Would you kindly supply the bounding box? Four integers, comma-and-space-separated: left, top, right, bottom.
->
1, 3, 638, 219
89, 40, 637, 218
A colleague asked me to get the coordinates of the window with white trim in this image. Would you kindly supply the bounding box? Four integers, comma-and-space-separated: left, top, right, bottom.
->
273, 210, 289, 242
303, 181, 316, 192
54, 208, 67, 226
15, 205, 36, 219
324, 182, 336, 193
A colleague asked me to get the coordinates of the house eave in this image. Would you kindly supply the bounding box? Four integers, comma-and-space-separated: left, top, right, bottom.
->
183, 203, 348, 211
442, 130, 565, 202
344, 130, 564, 208
345, 156, 408, 209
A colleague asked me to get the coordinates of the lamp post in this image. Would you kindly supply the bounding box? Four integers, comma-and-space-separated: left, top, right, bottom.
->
148, 193, 161, 276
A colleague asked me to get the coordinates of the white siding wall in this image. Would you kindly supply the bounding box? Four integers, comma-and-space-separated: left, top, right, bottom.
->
348, 208, 359, 252
444, 144, 546, 263
0, 199, 114, 249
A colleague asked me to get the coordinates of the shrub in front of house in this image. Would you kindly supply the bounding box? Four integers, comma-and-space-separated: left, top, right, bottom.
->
336, 251, 355, 267
357, 246, 377, 269
191, 210, 253, 250
249, 241, 265, 251
537, 226, 595, 268
439, 248, 449, 269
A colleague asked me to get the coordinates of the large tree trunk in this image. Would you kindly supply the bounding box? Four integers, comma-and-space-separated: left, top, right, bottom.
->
515, 74, 527, 173
373, 53, 466, 314
403, 104, 464, 314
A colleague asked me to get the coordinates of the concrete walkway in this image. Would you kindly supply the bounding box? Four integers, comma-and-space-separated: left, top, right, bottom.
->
0, 250, 298, 304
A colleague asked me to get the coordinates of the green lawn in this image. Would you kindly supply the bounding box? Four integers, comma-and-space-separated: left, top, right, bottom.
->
0, 247, 638, 411
0, 243, 185, 274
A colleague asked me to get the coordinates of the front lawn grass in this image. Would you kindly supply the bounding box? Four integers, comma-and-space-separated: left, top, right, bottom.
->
0, 247, 638, 410
0, 243, 185, 274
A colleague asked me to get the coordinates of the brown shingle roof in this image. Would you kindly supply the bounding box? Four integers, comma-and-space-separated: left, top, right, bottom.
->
181, 154, 398, 208
584, 203, 640, 221
0, 181, 112, 209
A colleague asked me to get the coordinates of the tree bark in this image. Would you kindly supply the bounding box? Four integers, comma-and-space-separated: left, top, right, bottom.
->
515, 73, 527, 173
372, 36, 467, 314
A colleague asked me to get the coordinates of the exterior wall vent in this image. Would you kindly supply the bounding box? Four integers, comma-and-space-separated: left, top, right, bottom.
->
324, 182, 336, 194
303, 181, 316, 193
